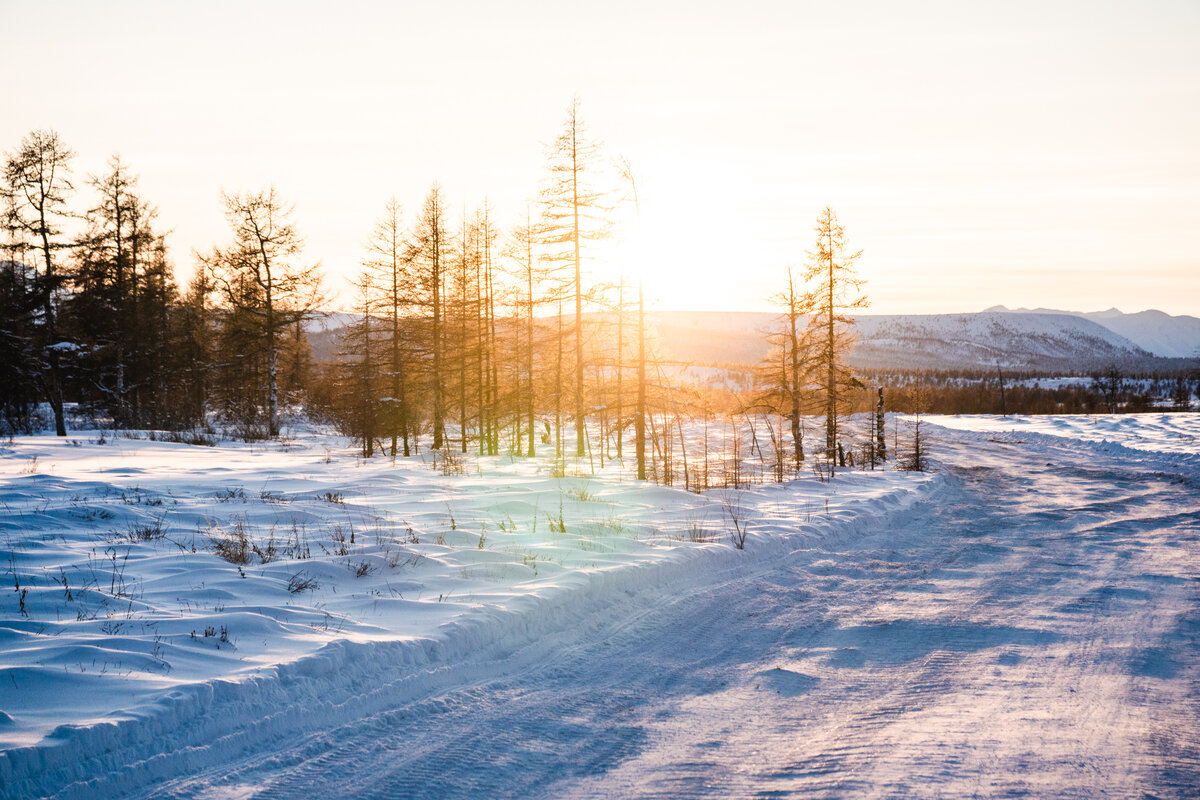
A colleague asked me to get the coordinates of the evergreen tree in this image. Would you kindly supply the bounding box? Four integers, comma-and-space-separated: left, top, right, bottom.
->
200, 187, 323, 437
2, 130, 75, 435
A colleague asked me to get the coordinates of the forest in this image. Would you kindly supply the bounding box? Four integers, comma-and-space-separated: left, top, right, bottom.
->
3, 108, 1196, 487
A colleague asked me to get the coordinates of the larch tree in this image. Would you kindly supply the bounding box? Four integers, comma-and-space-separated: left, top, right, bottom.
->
802, 206, 867, 465
505, 204, 562, 457
410, 183, 452, 449
636, 282, 646, 480
614, 155, 640, 462
2, 130, 75, 436
362, 197, 414, 457
0, 233, 41, 433
72, 155, 177, 427
772, 265, 814, 470
344, 268, 383, 457
201, 187, 323, 437
539, 97, 611, 457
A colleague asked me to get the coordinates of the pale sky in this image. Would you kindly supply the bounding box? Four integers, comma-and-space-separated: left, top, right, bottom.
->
3, 0, 1198, 316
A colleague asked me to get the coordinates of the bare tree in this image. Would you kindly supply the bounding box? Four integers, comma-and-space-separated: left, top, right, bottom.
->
201, 187, 323, 437
2, 130, 75, 435
636, 283, 647, 480
540, 97, 612, 457
361, 197, 416, 456
772, 266, 814, 470
1091, 364, 1124, 414
410, 183, 452, 449
505, 204, 563, 457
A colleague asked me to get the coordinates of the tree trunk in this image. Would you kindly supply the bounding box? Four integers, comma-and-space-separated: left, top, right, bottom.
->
636, 284, 646, 481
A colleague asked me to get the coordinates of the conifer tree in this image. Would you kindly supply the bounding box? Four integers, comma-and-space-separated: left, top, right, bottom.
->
362, 197, 413, 456
540, 97, 611, 457
410, 184, 452, 449
803, 206, 867, 465
771, 265, 813, 470
2, 130, 75, 435
201, 187, 323, 437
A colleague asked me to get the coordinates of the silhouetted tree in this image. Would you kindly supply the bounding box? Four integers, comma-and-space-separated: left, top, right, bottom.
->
201, 187, 323, 436
70, 156, 181, 427
2, 130, 75, 435
1091, 365, 1124, 414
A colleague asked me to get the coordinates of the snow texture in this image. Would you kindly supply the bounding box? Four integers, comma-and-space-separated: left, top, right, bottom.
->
2, 414, 1198, 798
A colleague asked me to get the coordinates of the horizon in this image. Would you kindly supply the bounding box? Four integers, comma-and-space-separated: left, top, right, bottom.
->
4, 1, 1198, 317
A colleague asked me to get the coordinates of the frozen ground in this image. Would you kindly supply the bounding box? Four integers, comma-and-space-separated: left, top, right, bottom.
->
2, 414, 1198, 798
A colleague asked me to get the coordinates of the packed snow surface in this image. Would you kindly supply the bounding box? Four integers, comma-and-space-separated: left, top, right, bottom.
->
2, 414, 1198, 798
930, 411, 1200, 454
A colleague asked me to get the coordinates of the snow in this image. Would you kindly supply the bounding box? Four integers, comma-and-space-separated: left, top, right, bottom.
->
849, 311, 1151, 370
928, 411, 1200, 455
2, 414, 1198, 798
0, 424, 936, 797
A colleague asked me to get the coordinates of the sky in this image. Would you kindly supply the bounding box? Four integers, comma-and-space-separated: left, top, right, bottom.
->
2, 0, 1198, 316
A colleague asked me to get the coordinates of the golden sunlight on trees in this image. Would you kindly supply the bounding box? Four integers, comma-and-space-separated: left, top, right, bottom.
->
361, 197, 414, 457
539, 97, 613, 458
803, 205, 867, 466
768, 266, 814, 471
6, 107, 1189, 481
410, 183, 451, 450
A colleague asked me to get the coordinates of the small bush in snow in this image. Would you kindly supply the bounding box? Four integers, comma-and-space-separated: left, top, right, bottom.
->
125, 521, 166, 541
686, 517, 713, 543
722, 493, 749, 550
207, 519, 251, 565
287, 571, 319, 594
562, 483, 596, 502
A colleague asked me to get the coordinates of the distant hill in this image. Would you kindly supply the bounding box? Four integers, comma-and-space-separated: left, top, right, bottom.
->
847, 312, 1152, 371
309, 308, 1191, 373
990, 306, 1200, 358
649, 309, 1169, 372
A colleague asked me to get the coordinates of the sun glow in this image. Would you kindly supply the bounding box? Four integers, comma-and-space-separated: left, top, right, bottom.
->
590, 155, 775, 312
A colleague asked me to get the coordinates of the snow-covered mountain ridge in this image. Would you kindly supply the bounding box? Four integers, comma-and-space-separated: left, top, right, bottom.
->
847, 311, 1153, 371
987, 305, 1200, 358
309, 307, 1195, 371
648, 307, 1194, 370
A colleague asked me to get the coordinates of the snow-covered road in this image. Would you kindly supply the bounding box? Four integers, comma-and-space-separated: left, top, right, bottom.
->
88, 430, 1197, 800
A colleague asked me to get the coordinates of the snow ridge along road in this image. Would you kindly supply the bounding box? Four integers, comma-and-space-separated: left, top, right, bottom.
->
4, 415, 1200, 798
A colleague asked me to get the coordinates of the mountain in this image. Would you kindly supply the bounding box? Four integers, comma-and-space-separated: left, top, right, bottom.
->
847, 312, 1152, 371
988, 306, 1200, 358
648, 310, 1159, 372
309, 308, 1180, 373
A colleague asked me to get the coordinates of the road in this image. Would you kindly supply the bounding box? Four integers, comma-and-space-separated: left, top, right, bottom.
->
100, 433, 1200, 798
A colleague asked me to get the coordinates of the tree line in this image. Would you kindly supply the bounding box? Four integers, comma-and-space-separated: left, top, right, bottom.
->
19, 100, 1159, 482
